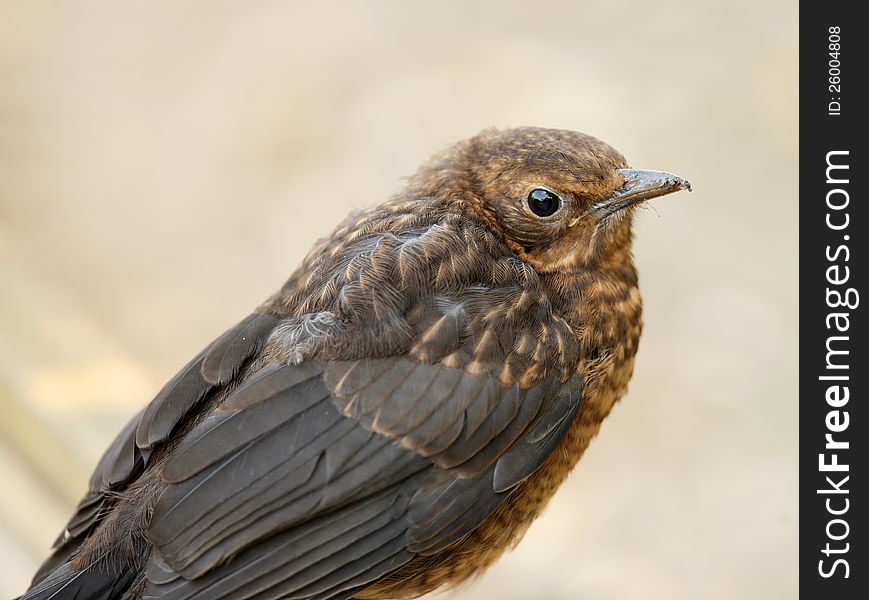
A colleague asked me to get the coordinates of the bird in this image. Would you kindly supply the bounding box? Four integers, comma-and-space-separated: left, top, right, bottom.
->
23, 126, 690, 600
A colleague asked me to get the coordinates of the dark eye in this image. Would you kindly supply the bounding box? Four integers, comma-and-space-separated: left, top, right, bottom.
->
527, 188, 561, 217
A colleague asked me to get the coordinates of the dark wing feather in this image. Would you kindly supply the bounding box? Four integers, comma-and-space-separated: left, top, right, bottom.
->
406, 475, 503, 555
493, 383, 582, 493
144, 357, 582, 599
147, 490, 412, 600
149, 363, 429, 581
134, 347, 211, 454
200, 313, 279, 385
328, 358, 582, 554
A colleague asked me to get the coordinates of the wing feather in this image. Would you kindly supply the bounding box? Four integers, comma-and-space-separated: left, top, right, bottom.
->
147, 489, 412, 600
146, 354, 581, 597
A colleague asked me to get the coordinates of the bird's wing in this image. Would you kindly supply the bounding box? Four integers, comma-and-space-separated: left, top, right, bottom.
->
32, 312, 280, 585
143, 353, 581, 600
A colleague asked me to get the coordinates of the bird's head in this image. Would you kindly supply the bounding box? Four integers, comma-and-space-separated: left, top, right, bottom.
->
410, 127, 690, 273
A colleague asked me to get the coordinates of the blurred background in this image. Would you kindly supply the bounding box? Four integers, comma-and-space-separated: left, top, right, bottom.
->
0, 1, 796, 598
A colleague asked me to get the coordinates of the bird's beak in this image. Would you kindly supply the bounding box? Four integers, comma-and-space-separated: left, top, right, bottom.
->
595, 169, 692, 216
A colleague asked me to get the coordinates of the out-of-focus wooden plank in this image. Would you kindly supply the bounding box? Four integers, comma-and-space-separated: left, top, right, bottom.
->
0, 380, 88, 504
0, 526, 42, 599
0, 256, 157, 463
0, 436, 74, 597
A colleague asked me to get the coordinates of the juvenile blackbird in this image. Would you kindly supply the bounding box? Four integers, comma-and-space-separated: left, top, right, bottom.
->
23, 127, 690, 600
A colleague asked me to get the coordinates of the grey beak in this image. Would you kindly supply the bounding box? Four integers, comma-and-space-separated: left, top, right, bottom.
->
599, 169, 692, 214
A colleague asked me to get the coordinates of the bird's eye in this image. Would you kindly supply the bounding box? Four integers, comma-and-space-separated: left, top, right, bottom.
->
527, 188, 561, 217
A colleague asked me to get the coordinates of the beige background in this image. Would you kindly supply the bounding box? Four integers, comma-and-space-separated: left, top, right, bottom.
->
0, 1, 797, 598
